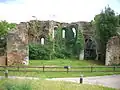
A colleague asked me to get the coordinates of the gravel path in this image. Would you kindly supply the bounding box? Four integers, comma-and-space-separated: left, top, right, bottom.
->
0, 75, 120, 89
47, 75, 120, 89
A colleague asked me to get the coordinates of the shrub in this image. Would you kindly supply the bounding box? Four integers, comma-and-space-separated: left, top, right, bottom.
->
29, 43, 52, 60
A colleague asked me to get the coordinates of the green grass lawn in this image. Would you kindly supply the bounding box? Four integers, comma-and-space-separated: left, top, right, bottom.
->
0, 59, 120, 78
29, 59, 104, 66
0, 79, 115, 90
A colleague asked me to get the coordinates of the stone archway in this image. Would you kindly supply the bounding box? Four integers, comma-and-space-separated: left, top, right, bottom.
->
84, 36, 97, 60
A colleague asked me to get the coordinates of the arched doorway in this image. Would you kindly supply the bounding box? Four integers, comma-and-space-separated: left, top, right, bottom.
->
84, 37, 97, 60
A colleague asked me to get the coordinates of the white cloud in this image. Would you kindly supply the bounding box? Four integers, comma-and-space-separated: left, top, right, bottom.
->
0, 0, 119, 23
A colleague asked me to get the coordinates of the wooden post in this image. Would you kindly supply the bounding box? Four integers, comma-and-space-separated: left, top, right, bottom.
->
113, 66, 116, 72
80, 75, 83, 84
91, 66, 93, 72
67, 68, 69, 73
4, 69, 8, 78
43, 65, 45, 72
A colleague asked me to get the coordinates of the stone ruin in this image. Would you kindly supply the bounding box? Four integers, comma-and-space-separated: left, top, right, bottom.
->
7, 22, 29, 66
0, 20, 98, 66
0, 20, 119, 66
106, 35, 120, 65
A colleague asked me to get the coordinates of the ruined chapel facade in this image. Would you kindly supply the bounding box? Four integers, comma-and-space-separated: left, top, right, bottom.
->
0, 20, 120, 66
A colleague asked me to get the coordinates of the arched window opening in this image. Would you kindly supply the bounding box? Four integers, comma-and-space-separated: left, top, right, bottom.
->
72, 28, 76, 37
84, 38, 97, 60
53, 26, 58, 39
62, 30, 65, 38
41, 38, 45, 45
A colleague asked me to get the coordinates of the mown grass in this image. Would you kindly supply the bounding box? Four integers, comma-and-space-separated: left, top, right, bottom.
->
0, 59, 120, 78
0, 79, 115, 90
29, 59, 103, 66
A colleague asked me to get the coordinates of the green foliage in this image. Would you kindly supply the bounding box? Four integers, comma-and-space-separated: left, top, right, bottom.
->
65, 27, 75, 45
29, 43, 52, 60
94, 6, 119, 61
54, 26, 71, 59
74, 27, 84, 58
0, 36, 6, 55
54, 45, 71, 58
0, 20, 16, 36
95, 6, 118, 43
118, 14, 120, 25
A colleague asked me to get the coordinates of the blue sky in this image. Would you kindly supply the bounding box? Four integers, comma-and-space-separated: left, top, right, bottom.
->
0, 0, 120, 23
0, 0, 7, 2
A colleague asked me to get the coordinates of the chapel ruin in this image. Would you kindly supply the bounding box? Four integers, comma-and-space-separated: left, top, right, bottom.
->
0, 20, 120, 66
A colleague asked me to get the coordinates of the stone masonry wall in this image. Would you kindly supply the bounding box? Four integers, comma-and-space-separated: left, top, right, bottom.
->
0, 20, 94, 66
7, 22, 29, 66
106, 36, 120, 65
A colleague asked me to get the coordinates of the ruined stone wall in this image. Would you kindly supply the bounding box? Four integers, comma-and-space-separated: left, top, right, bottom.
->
0, 20, 94, 66
28, 20, 53, 44
7, 22, 29, 66
28, 20, 95, 60
106, 36, 120, 65
28, 20, 93, 43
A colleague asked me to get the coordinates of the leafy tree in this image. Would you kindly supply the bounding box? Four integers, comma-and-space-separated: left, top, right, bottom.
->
0, 20, 16, 36
94, 6, 119, 62
118, 14, 120, 25
0, 20, 16, 56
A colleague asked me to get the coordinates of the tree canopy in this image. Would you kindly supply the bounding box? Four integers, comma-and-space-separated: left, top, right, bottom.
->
0, 20, 16, 36
94, 6, 119, 62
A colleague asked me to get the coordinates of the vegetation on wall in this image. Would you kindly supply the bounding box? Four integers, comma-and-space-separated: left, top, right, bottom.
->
74, 26, 84, 59
54, 26, 66, 58
54, 25, 84, 59
29, 23, 85, 60
1, 6, 119, 61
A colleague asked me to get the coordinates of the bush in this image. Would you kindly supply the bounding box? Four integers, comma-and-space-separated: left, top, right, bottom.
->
54, 46, 72, 59
29, 43, 52, 60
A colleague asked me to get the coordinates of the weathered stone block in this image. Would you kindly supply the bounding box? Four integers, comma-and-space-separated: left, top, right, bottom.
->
106, 36, 120, 65
7, 22, 29, 66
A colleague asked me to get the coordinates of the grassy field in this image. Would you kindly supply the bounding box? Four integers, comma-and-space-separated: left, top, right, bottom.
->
0, 59, 120, 78
0, 79, 115, 90
29, 59, 104, 66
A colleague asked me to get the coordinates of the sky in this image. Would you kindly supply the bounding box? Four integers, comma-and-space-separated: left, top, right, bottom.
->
0, 0, 120, 23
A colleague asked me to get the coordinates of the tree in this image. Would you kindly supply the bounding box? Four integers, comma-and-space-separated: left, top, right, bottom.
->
0, 20, 16, 36
94, 6, 119, 62
0, 20, 16, 56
